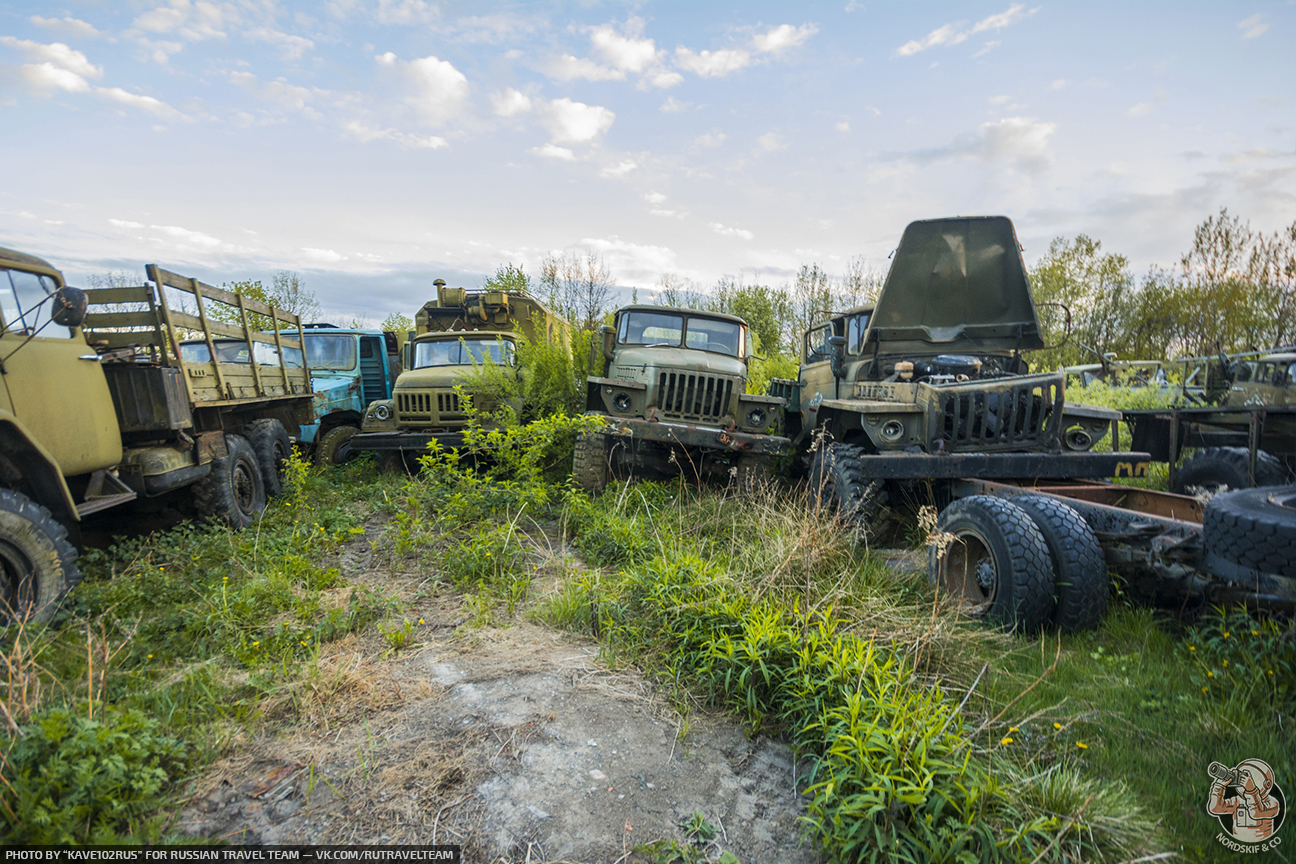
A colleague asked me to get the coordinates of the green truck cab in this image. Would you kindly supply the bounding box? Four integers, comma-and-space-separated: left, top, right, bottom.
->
350, 279, 565, 460
573, 305, 790, 492
0, 247, 313, 625
775, 217, 1145, 523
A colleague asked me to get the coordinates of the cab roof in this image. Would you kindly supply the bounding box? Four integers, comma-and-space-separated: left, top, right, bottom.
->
0, 246, 60, 275
615, 305, 748, 327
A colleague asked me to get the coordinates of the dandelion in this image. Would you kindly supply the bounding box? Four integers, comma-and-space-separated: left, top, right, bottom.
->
1222, 660, 1228, 667
1207, 670, 1215, 678
1268, 670, 1275, 676
1053, 722, 1062, 730
1000, 737, 1014, 746
1201, 686, 1209, 693
418, 618, 425, 625
1009, 726, 1019, 733
1189, 645, 1197, 651
300, 641, 307, 647
1076, 741, 1088, 750
1223, 631, 1230, 639
253, 641, 260, 647
1252, 630, 1259, 636
147, 654, 154, 659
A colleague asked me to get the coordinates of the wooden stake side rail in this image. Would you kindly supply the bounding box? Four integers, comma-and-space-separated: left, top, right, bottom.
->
81, 264, 309, 405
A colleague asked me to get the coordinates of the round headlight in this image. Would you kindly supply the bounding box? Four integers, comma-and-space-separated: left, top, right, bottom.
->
746, 407, 767, 428
373, 404, 391, 421
613, 391, 633, 412
1065, 427, 1093, 451
880, 419, 905, 442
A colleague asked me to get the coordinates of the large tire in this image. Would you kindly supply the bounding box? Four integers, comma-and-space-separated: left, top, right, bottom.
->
573, 433, 609, 494
193, 434, 266, 529
0, 490, 80, 627
245, 419, 291, 498
809, 442, 888, 534
1202, 485, 1296, 579
316, 425, 358, 466
1172, 447, 1289, 495
1013, 495, 1108, 631
928, 496, 1055, 634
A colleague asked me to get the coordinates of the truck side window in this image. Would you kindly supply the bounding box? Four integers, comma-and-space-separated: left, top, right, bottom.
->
360, 338, 375, 359
805, 324, 833, 363
0, 269, 73, 338
846, 313, 872, 355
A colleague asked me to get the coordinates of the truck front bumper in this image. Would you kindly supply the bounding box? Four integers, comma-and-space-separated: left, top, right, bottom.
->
852, 450, 1154, 480
343, 430, 465, 459
601, 416, 792, 455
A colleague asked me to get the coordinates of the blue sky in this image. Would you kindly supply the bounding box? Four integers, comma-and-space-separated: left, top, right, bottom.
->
2, 1, 1293, 321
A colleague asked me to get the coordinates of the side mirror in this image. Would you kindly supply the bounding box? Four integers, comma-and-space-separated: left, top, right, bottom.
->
52, 286, 88, 328
827, 335, 846, 379
600, 324, 615, 361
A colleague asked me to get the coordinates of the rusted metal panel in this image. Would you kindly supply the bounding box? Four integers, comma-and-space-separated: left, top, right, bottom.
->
851, 450, 1151, 480
100, 364, 193, 433
346, 430, 465, 454
601, 416, 792, 455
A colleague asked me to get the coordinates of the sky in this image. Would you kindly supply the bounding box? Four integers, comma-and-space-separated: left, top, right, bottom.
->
1, 1, 1293, 322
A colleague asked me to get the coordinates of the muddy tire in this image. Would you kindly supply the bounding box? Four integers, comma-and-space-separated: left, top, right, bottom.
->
809, 442, 887, 535
1013, 495, 1108, 631
928, 496, 1054, 634
1202, 485, 1296, 579
0, 490, 80, 627
193, 434, 266, 529
246, 419, 291, 498
735, 455, 771, 494
1173, 447, 1289, 495
573, 433, 609, 494
316, 425, 358, 466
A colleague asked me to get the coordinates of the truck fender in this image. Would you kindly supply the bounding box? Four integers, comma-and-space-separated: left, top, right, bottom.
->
0, 413, 82, 533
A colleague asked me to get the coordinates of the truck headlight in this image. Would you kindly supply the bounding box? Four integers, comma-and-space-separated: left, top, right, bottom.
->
745, 407, 767, 427
612, 391, 632, 412
880, 419, 905, 442
372, 404, 391, 421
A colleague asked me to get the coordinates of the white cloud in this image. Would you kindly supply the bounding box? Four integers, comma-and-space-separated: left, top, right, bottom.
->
590, 18, 657, 73
540, 97, 615, 143
896, 4, 1037, 56
753, 23, 818, 54
674, 47, 751, 77
0, 37, 102, 80
600, 160, 637, 178
647, 70, 684, 89
133, 0, 227, 41
1126, 102, 1151, 117
1051, 79, 1068, 90
1238, 14, 1268, 39
972, 40, 1000, 58
375, 0, 438, 26
709, 223, 754, 240
660, 97, 690, 113
696, 132, 726, 147
579, 236, 678, 287
98, 87, 179, 118
548, 54, 623, 82
302, 247, 345, 263
343, 121, 447, 149
977, 116, 1056, 171
154, 224, 222, 247
989, 94, 1011, 104
835, 121, 850, 132
109, 219, 145, 229
30, 16, 104, 40
532, 143, 576, 161
491, 88, 532, 117
643, 192, 667, 205
377, 52, 469, 126
246, 27, 314, 61
20, 63, 92, 93
758, 132, 787, 152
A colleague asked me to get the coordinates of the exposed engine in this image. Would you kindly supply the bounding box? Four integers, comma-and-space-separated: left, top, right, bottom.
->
878, 353, 1025, 384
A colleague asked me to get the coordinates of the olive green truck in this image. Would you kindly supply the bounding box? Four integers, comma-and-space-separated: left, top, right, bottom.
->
0, 247, 313, 625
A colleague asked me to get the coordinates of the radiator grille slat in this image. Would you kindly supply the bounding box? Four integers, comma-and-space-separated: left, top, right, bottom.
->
656, 372, 733, 422
938, 379, 1060, 451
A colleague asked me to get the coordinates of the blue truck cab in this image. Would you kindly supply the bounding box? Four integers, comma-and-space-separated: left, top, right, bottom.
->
293, 325, 402, 463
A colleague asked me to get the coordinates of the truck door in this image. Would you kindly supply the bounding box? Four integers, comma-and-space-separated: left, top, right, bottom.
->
0, 267, 122, 476
801, 323, 837, 426
358, 336, 388, 404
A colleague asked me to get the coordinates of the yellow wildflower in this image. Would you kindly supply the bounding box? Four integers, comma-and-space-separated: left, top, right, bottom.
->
1207, 670, 1215, 678
1000, 737, 1013, 746
1201, 686, 1209, 693
1252, 630, 1259, 636
147, 654, 154, 659
418, 618, 425, 625
1076, 742, 1088, 750
1189, 645, 1196, 651
1223, 631, 1230, 639
1009, 726, 1019, 733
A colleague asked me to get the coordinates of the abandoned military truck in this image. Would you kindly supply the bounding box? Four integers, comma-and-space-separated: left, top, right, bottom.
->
573, 306, 790, 493
773, 217, 1156, 633
350, 280, 566, 461
0, 248, 313, 625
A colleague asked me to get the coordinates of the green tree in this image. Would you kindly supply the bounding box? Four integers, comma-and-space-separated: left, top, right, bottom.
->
709, 279, 793, 356
380, 311, 414, 334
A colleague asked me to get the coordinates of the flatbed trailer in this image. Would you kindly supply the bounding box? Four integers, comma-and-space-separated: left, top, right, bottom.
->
1123, 404, 1296, 489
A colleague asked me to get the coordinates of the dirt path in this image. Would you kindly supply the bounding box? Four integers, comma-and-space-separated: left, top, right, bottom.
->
178, 530, 822, 864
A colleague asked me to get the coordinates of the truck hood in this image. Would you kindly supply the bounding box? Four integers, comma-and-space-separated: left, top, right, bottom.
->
610, 346, 747, 379
869, 216, 1044, 355
395, 365, 515, 390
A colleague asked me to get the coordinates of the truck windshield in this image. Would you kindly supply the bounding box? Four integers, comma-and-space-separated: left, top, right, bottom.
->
413, 337, 514, 368
180, 340, 294, 367
304, 334, 357, 371
618, 311, 743, 356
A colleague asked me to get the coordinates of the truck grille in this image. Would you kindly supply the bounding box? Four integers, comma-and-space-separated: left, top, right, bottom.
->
931, 376, 1062, 452
656, 372, 734, 422
396, 389, 464, 423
